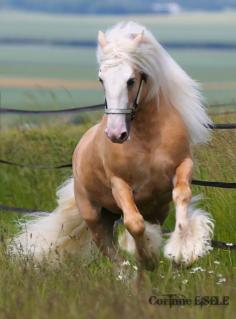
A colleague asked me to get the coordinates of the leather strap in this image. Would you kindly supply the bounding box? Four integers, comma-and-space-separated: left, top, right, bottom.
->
104, 73, 146, 119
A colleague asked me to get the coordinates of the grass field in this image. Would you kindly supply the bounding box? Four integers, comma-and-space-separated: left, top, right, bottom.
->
1, 10, 236, 43
0, 112, 235, 319
0, 10, 236, 110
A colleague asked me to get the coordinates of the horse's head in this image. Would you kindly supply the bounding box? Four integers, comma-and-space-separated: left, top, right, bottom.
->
97, 30, 146, 143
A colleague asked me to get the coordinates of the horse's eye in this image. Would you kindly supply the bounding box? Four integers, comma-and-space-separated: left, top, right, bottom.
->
99, 77, 103, 84
127, 78, 135, 88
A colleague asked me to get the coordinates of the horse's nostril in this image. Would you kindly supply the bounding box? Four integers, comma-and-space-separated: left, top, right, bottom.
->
120, 131, 128, 141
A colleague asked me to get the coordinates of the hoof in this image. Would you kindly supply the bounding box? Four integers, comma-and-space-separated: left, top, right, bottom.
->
164, 207, 214, 265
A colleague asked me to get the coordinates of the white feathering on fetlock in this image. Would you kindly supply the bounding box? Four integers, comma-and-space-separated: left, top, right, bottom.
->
164, 198, 214, 265
118, 221, 162, 264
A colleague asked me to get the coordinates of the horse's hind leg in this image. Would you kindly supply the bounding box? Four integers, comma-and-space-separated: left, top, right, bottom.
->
164, 157, 214, 265
111, 177, 162, 270
100, 207, 120, 247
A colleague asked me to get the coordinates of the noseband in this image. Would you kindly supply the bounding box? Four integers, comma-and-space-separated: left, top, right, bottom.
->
104, 73, 147, 120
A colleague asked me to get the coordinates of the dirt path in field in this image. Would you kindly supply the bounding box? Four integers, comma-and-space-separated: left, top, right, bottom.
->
0, 77, 100, 89
203, 82, 236, 90
0, 76, 236, 90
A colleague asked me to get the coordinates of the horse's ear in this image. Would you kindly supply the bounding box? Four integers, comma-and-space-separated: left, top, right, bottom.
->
132, 30, 144, 46
98, 31, 107, 48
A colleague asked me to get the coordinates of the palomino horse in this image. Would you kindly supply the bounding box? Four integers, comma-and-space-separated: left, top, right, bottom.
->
13, 22, 214, 268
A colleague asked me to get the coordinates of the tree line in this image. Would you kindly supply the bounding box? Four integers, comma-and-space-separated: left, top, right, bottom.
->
1, 0, 236, 14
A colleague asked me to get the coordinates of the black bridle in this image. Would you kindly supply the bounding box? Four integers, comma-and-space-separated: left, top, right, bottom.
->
104, 73, 147, 120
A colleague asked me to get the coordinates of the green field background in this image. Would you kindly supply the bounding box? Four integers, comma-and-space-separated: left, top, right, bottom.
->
0, 10, 236, 111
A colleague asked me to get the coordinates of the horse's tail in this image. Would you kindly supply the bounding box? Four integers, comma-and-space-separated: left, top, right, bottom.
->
9, 178, 94, 262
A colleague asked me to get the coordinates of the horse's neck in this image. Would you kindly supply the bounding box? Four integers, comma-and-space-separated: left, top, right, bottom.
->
132, 94, 167, 137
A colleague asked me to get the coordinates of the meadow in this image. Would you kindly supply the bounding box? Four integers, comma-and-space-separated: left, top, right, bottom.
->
0, 112, 236, 319
0, 9, 236, 319
0, 10, 236, 111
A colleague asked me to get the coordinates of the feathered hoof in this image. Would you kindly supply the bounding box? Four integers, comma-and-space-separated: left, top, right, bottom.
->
164, 207, 214, 265
118, 222, 162, 270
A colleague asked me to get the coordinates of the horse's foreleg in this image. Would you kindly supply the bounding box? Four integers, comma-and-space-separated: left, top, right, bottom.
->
111, 177, 162, 270
74, 187, 117, 260
172, 157, 193, 231
164, 157, 214, 265
111, 177, 145, 237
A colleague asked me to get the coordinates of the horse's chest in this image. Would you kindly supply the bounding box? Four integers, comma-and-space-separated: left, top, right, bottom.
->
120, 149, 175, 199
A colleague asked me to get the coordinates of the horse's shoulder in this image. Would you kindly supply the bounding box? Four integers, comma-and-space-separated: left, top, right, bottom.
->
72, 123, 101, 166
78, 123, 100, 147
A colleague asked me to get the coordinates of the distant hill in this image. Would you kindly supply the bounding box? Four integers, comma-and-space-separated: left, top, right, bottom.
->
1, 0, 236, 14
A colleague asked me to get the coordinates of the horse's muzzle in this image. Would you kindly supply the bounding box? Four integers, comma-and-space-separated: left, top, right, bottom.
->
105, 114, 130, 143
105, 129, 129, 143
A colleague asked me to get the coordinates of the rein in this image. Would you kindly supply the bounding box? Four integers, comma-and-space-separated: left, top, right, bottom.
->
104, 73, 146, 120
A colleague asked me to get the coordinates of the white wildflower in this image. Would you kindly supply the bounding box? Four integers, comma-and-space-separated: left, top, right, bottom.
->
182, 279, 188, 285
117, 273, 124, 281
121, 260, 131, 266
214, 260, 220, 265
216, 277, 226, 285
190, 266, 206, 273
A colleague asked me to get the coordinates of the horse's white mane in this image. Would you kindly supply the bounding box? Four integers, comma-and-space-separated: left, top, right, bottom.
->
97, 21, 212, 144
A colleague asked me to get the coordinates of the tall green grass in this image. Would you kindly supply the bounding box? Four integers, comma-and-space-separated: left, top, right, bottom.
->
0, 113, 235, 318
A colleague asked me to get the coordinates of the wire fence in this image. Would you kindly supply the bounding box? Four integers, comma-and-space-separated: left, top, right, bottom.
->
0, 101, 236, 115
0, 100, 235, 190
0, 100, 236, 249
